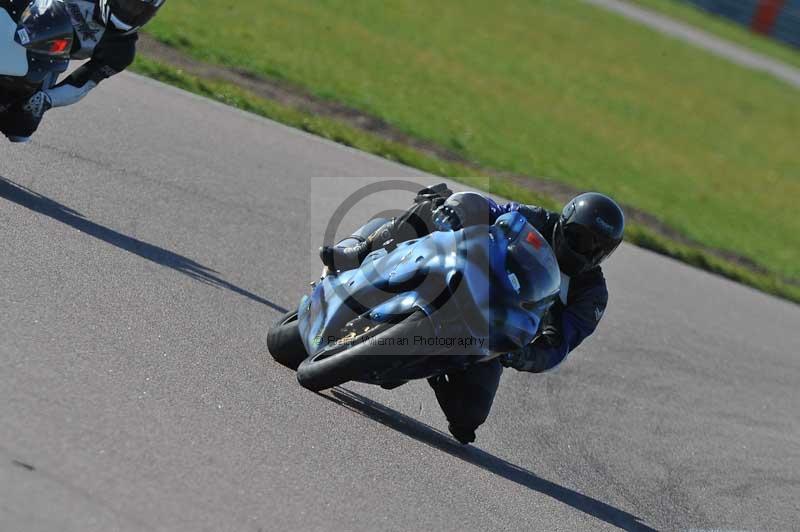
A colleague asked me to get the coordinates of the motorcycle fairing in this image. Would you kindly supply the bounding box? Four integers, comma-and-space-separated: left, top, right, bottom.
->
0, 9, 28, 76
0, 0, 72, 88
298, 212, 553, 359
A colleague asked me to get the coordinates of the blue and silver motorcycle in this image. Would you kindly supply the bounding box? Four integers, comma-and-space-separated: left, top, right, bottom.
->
268, 210, 561, 392
1, 0, 73, 136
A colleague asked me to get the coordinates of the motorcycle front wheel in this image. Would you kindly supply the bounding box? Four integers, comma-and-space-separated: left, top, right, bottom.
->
296, 310, 434, 392
267, 310, 307, 371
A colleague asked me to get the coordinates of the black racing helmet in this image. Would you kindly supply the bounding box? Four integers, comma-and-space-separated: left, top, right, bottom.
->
99, 0, 166, 32
552, 192, 625, 276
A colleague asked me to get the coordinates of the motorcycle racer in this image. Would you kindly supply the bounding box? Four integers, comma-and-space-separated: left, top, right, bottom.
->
1, 0, 165, 142
320, 184, 625, 443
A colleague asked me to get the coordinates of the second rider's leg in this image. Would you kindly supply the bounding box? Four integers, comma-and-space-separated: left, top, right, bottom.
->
320, 184, 453, 272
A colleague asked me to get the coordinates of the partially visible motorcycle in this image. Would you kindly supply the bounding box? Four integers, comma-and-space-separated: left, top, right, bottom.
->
268, 210, 562, 392
1, 0, 73, 137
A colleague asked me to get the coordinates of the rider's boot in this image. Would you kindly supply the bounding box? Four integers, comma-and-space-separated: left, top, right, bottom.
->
427, 375, 478, 444
319, 184, 453, 272
319, 217, 393, 272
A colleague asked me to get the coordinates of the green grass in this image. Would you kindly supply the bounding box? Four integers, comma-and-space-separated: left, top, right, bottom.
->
130, 55, 556, 207
143, 0, 800, 283
628, 0, 800, 70
130, 56, 800, 304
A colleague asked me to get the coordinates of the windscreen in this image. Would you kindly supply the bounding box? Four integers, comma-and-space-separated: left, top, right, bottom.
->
505, 223, 561, 314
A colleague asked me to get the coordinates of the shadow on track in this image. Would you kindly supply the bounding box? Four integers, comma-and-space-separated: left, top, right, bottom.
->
0, 176, 287, 312
323, 387, 657, 532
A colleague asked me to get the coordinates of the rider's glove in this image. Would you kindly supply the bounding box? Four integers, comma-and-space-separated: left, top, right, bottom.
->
499, 352, 521, 369
500, 342, 551, 372
502, 304, 565, 371
538, 304, 564, 348
22, 91, 52, 120
501, 311, 564, 372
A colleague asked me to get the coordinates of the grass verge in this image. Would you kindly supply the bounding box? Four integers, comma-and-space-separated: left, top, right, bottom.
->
143, 0, 800, 282
627, 0, 800, 69
131, 55, 800, 304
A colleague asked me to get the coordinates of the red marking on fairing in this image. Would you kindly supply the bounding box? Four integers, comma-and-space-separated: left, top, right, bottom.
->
752, 0, 787, 34
49, 39, 70, 54
526, 231, 543, 250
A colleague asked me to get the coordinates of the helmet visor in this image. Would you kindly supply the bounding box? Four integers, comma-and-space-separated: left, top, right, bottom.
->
563, 224, 596, 255
563, 223, 618, 267
506, 225, 561, 309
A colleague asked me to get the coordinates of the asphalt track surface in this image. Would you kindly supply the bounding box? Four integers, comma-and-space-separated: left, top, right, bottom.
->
1, 74, 799, 532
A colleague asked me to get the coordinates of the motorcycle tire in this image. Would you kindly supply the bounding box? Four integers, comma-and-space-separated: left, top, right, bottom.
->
296, 310, 434, 392
267, 310, 307, 371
